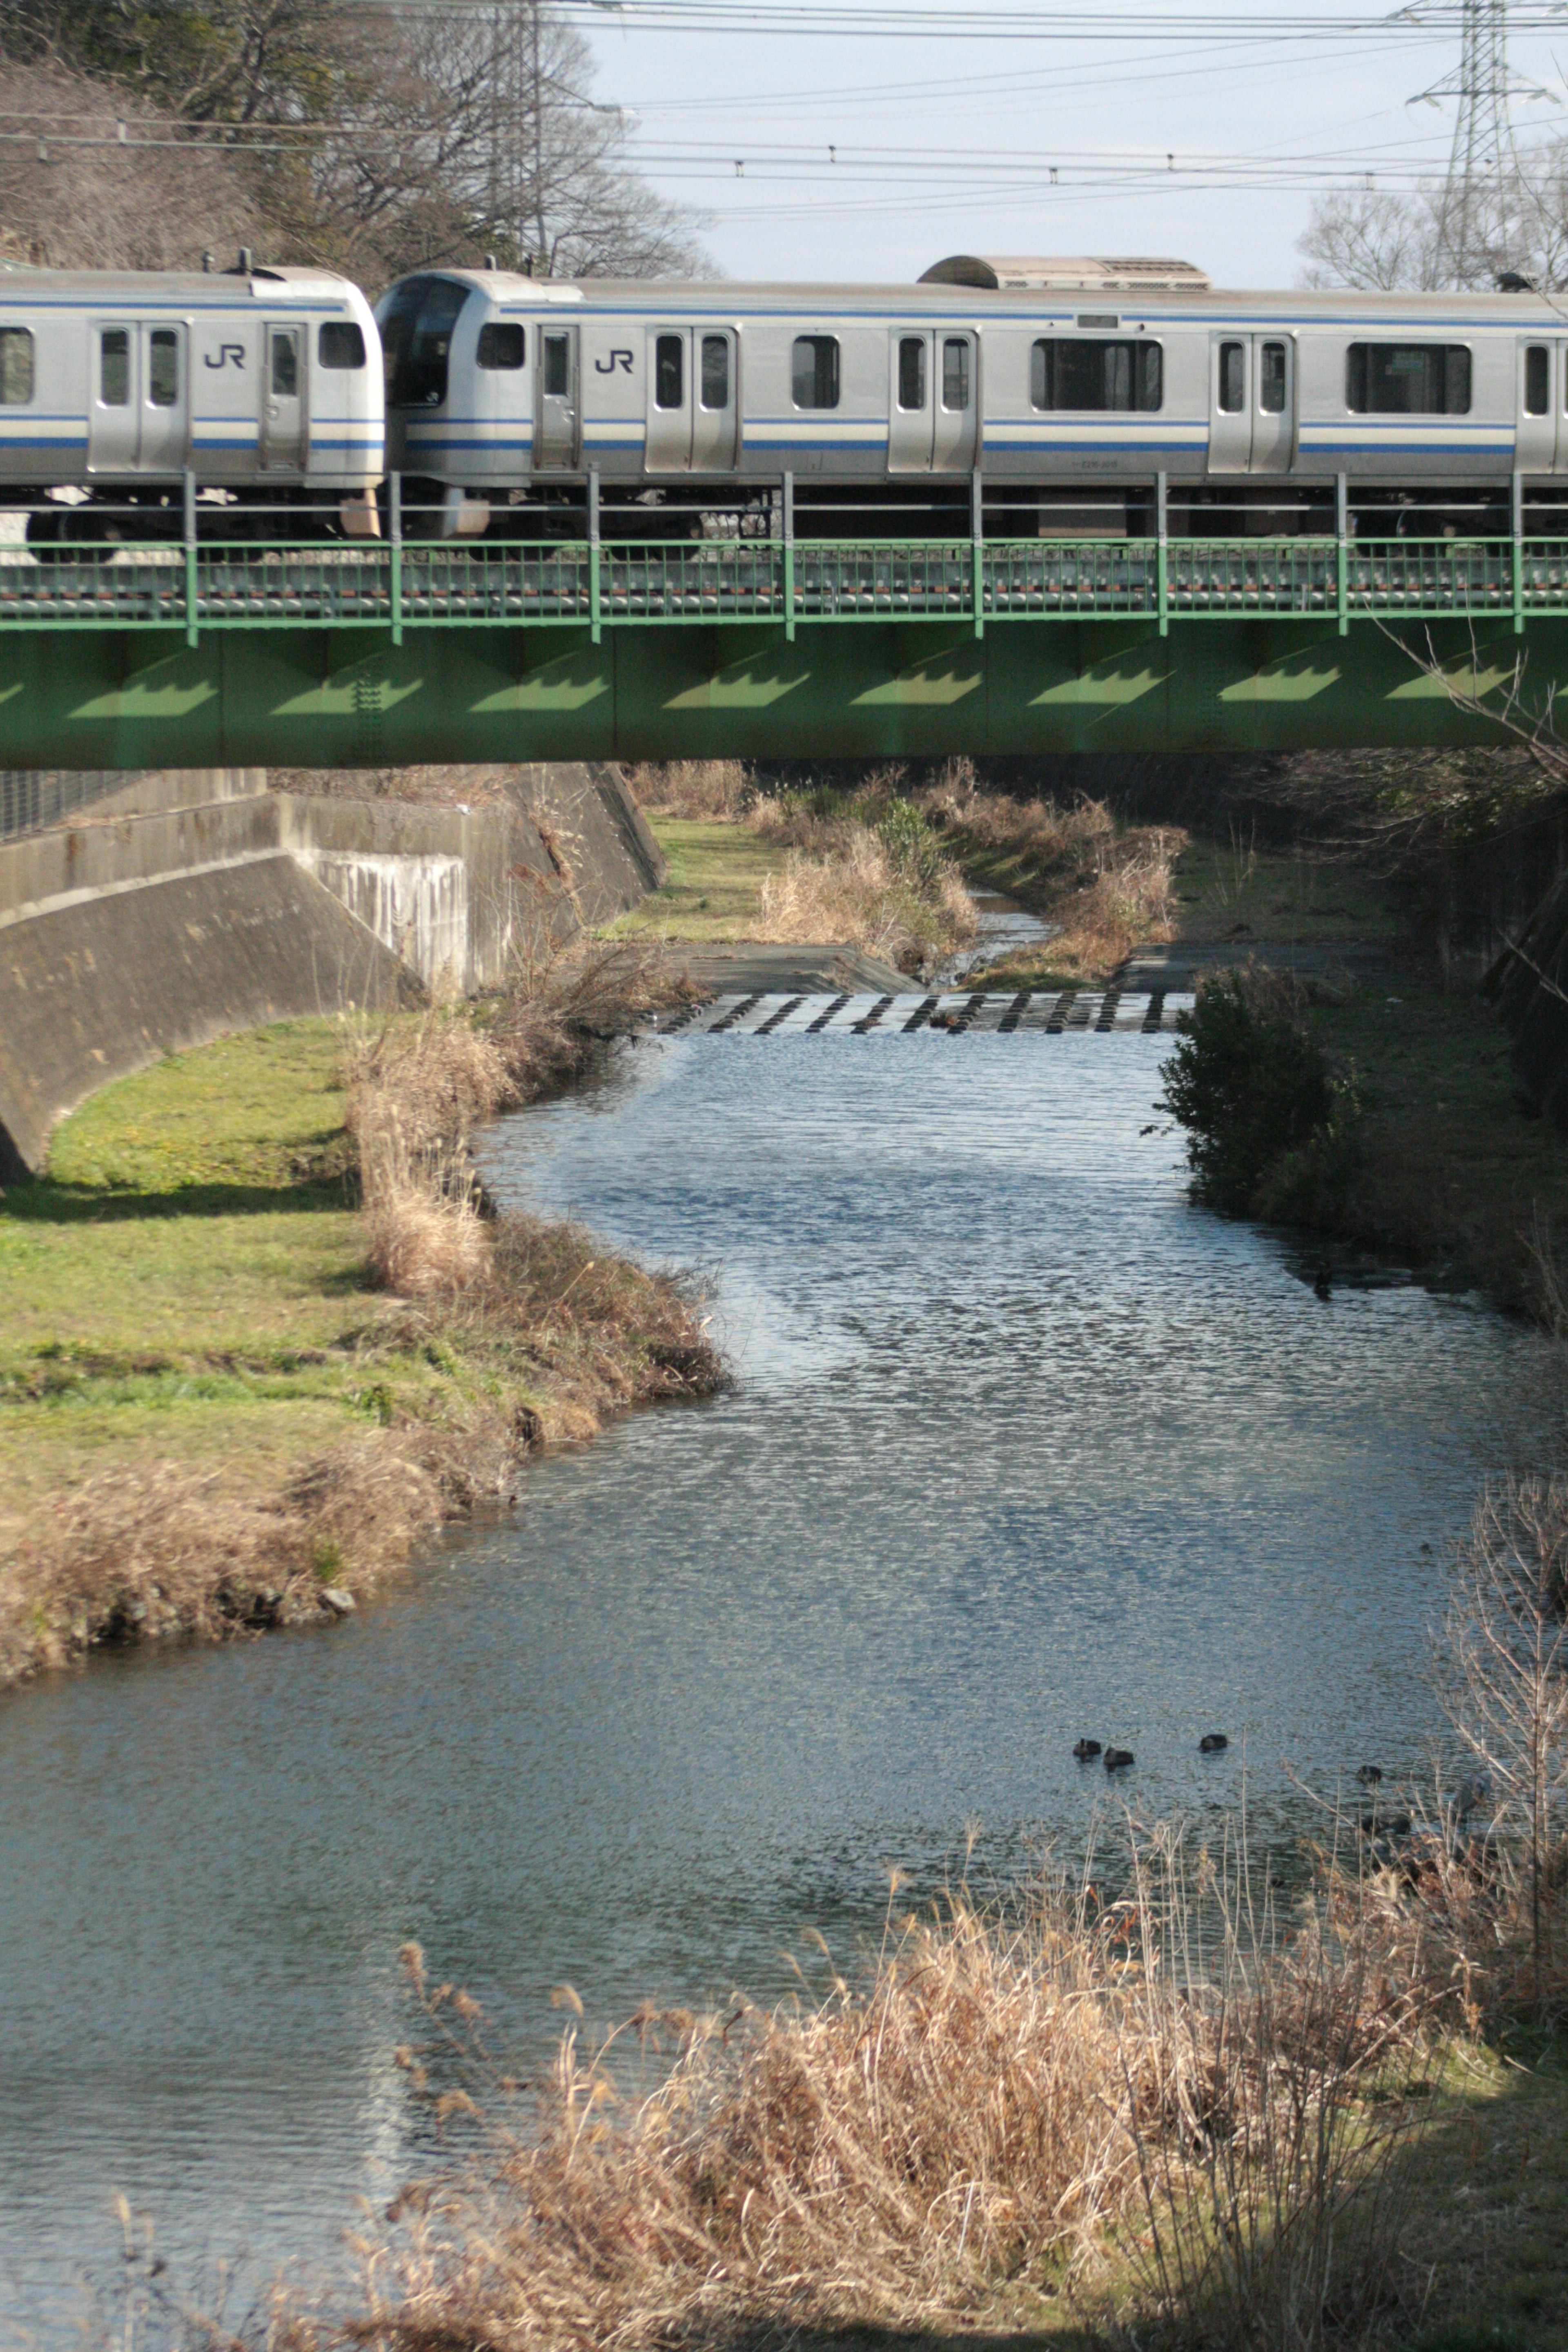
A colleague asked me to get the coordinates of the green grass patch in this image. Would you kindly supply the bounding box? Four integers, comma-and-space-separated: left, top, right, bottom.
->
606, 816, 790, 942
0, 1019, 471, 1537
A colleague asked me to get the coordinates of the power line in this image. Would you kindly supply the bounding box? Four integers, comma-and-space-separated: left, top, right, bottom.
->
356, 0, 1568, 32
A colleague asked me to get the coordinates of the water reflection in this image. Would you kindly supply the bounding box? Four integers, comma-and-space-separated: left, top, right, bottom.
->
0, 1030, 1554, 2329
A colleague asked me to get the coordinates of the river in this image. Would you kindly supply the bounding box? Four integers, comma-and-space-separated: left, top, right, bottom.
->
0, 1024, 1555, 2329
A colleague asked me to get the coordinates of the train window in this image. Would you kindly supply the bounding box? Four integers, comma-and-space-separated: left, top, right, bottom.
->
1260, 341, 1287, 414
942, 338, 971, 412
1526, 344, 1550, 416
792, 335, 840, 409
272, 332, 299, 398
700, 334, 730, 410
149, 329, 178, 408
1345, 343, 1471, 414
0, 327, 32, 405
1218, 342, 1245, 413
100, 327, 129, 407
382, 277, 467, 406
319, 321, 366, 370
477, 321, 525, 370
543, 334, 571, 399
897, 336, 926, 410
1030, 339, 1162, 411
655, 334, 684, 408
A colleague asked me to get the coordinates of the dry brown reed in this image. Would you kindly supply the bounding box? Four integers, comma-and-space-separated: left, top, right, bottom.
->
347, 939, 697, 1301
350, 1833, 1451, 2352
624, 761, 753, 818
754, 828, 976, 972
926, 774, 1185, 980
1118, 1828, 1450, 2352
734, 772, 977, 970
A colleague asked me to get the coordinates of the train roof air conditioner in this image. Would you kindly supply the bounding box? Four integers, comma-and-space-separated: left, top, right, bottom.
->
919, 255, 1212, 292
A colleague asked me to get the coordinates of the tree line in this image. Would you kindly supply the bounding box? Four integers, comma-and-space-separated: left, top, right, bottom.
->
0, 0, 707, 284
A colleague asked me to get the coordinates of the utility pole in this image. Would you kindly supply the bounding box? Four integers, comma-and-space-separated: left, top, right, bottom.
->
532, 0, 547, 274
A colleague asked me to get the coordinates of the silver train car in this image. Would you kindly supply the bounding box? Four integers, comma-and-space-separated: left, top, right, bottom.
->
0, 261, 383, 537
375, 258, 1568, 536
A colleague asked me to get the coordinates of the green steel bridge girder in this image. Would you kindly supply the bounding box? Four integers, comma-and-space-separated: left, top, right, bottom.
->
0, 617, 1557, 769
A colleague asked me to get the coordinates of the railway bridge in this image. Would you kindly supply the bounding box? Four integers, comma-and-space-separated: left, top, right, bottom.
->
1, 496, 1564, 769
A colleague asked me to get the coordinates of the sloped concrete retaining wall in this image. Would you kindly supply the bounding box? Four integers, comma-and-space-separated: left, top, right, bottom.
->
0, 856, 418, 1182
0, 762, 662, 1176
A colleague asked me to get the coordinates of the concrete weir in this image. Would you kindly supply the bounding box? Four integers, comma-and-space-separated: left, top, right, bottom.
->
0, 762, 664, 1179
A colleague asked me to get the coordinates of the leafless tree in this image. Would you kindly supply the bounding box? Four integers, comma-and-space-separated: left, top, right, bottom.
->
265, 7, 708, 287
0, 3, 708, 288
1297, 184, 1453, 292
1298, 152, 1560, 293
0, 57, 262, 268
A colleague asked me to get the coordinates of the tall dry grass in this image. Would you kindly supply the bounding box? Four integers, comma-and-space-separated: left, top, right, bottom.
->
924, 769, 1185, 979
351, 1830, 1456, 2352
739, 774, 977, 971
755, 827, 976, 972
347, 938, 696, 1302
624, 761, 753, 818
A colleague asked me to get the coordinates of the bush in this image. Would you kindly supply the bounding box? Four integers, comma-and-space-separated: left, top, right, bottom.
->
1160, 968, 1354, 1218
877, 796, 947, 890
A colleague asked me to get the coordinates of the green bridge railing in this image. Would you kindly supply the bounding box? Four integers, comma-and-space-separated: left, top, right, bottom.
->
0, 535, 1555, 647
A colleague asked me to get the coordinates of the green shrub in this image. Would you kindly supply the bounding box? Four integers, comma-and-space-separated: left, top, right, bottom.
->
1160, 968, 1356, 1218
877, 797, 946, 891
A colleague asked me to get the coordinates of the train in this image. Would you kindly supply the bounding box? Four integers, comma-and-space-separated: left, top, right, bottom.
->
374, 255, 1568, 539
6, 250, 1568, 543
0, 256, 383, 544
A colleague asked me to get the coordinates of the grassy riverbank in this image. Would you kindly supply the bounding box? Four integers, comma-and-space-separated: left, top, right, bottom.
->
0, 980, 721, 1688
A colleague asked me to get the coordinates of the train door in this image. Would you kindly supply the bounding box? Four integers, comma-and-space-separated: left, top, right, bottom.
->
1210, 334, 1294, 475
88, 322, 138, 472
137, 324, 187, 474
1517, 337, 1558, 474
261, 323, 306, 473
536, 325, 579, 469
691, 330, 738, 472
888, 332, 935, 471
933, 331, 978, 472
645, 329, 690, 471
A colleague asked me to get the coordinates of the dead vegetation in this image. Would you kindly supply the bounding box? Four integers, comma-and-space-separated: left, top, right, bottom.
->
924, 757, 1186, 981
313, 1474, 1568, 2352
623, 761, 753, 820
754, 829, 976, 973
744, 771, 977, 973
1, 942, 720, 1686
337, 1834, 1469, 2352
624, 757, 1181, 980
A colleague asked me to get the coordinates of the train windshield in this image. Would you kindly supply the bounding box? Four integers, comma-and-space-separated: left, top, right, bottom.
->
379, 276, 470, 407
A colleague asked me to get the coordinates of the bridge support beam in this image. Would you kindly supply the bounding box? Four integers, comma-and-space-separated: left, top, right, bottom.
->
0, 615, 1550, 770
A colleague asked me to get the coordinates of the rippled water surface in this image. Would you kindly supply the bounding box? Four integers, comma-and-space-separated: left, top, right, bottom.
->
0, 1030, 1556, 2327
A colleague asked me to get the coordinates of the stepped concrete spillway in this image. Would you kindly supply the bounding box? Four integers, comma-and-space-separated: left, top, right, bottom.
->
650, 990, 1196, 1037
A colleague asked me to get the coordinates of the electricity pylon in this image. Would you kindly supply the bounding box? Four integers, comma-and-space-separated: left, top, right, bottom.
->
1405, 0, 1554, 286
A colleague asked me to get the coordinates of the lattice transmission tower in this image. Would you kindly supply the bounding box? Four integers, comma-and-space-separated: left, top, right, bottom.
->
1409, 0, 1550, 286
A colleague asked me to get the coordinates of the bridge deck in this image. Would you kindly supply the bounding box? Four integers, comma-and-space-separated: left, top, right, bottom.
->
0, 536, 1557, 635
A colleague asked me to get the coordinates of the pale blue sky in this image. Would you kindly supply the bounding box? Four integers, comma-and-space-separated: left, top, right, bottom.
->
570, 0, 1568, 283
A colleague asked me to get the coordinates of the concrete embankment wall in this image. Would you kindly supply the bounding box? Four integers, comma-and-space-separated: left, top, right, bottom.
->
0, 762, 663, 1178
0, 856, 419, 1182
0, 766, 266, 841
